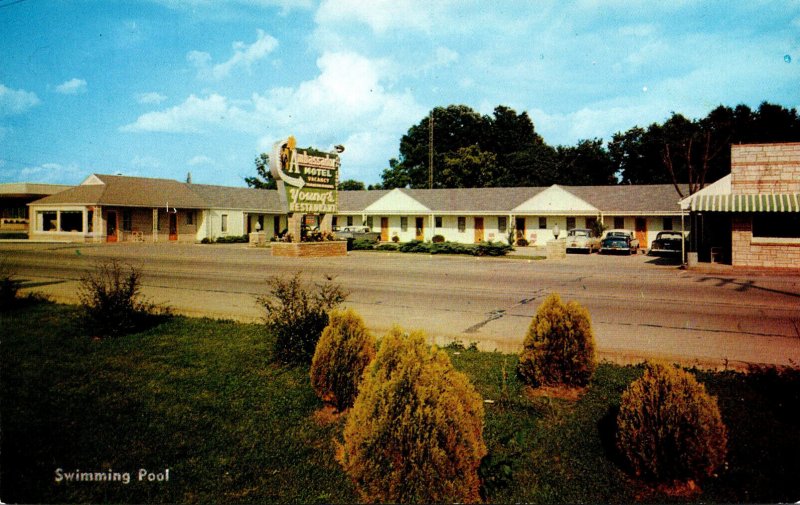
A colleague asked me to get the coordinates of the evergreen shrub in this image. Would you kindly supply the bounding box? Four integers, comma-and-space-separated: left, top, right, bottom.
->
310, 309, 376, 411
518, 293, 596, 387
257, 273, 347, 364
341, 327, 487, 503
77, 260, 168, 337
350, 239, 375, 251
616, 362, 728, 484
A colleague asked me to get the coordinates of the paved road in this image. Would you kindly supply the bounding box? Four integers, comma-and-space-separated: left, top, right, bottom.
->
3, 242, 799, 370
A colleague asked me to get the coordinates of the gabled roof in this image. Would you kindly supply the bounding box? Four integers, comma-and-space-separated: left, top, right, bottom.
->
513, 185, 598, 214
188, 184, 283, 212
26, 173, 689, 216
364, 188, 429, 213
338, 189, 390, 212
31, 174, 207, 209
402, 187, 544, 213
567, 184, 686, 215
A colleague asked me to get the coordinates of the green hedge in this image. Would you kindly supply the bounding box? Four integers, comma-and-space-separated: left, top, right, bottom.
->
396, 240, 512, 256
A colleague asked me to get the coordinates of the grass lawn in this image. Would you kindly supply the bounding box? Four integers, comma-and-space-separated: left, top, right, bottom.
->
2, 301, 799, 503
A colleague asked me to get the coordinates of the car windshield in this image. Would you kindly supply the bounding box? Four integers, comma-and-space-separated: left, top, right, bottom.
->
569, 230, 589, 237
605, 237, 628, 245
658, 232, 683, 239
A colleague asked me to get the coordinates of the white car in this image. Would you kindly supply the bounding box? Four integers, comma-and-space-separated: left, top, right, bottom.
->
566, 228, 601, 253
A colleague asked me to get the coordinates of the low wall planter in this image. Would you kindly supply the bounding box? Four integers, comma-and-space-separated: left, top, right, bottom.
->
271, 241, 347, 257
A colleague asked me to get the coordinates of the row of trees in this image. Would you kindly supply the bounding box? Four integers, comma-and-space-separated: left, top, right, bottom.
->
246, 102, 799, 196
378, 102, 800, 195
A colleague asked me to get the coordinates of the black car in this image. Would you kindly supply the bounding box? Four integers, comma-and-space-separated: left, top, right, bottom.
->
649, 231, 687, 257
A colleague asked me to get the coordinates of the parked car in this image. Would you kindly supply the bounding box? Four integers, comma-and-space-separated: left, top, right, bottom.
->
566, 228, 601, 253
601, 229, 639, 254
649, 231, 687, 257
337, 226, 380, 242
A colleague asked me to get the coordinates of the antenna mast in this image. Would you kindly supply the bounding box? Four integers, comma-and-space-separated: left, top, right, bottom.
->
428, 111, 434, 189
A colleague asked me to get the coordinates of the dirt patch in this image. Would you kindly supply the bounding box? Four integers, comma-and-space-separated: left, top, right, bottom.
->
524, 384, 587, 401
313, 405, 346, 426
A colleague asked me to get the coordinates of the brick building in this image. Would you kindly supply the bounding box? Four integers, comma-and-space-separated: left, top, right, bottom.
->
682, 143, 800, 269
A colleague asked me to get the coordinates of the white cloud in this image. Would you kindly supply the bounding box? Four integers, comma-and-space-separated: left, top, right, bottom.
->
55, 78, 87, 95
125, 50, 425, 180
18, 162, 85, 184
189, 29, 278, 80
136, 92, 168, 104
0, 84, 40, 116
120, 93, 256, 133
131, 155, 162, 168
316, 0, 445, 33
188, 155, 214, 166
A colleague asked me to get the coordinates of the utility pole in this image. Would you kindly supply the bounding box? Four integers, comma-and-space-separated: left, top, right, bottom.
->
428, 112, 434, 189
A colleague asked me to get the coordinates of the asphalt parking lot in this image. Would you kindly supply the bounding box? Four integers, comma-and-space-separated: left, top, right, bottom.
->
3, 241, 799, 370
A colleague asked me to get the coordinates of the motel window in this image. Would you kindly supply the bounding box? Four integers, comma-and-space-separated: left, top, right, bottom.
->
435, 216, 443, 228
221, 214, 228, 233
614, 217, 625, 229
7, 207, 26, 219
346, 216, 354, 227
663, 217, 673, 231
566, 217, 576, 230
366, 216, 373, 229
332, 215, 338, 227
498, 216, 507, 233
538, 217, 547, 229
187, 211, 194, 225
458, 216, 466, 232
87, 210, 93, 233
60, 211, 83, 232
753, 213, 800, 238
39, 211, 57, 231
122, 210, 133, 232
400, 216, 408, 232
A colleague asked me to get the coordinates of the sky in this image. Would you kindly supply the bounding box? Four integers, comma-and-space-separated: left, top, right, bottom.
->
1, 0, 798, 187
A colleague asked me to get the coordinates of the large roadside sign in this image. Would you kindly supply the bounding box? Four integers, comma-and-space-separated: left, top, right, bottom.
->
268, 136, 339, 214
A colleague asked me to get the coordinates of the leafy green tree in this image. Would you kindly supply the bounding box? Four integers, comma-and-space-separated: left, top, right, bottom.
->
440, 145, 499, 188
555, 138, 616, 185
244, 153, 277, 189
338, 179, 366, 191
610, 102, 800, 194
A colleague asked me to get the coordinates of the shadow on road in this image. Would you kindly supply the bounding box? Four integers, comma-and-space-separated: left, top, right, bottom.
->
695, 276, 800, 298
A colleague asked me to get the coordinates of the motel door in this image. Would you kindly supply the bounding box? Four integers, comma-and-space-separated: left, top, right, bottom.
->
415, 217, 424, 241
380, 217, 389, 242
515, 217, 525, 241
106, 211, 118, 242
474, 217, 484, 242
635, 218, 647, 248
169, 213, 178, 241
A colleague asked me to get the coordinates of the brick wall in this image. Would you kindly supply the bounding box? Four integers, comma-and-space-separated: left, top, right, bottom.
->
731, 215, 800, 269
271, 241, 347, 257
731, 143, 800, 194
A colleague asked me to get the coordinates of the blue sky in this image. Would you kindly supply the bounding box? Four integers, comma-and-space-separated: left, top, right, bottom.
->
1, 0, 798, 187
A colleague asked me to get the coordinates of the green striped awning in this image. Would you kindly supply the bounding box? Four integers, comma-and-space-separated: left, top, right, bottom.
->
690, 193, 800, 212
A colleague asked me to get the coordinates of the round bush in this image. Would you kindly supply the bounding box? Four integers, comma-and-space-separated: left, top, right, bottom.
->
616, 362, 728, 483
517, 293, 596, 387
310, 309, 376, 411
341, 327, 487, 503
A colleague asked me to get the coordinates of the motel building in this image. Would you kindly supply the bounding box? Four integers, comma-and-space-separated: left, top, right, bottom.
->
27, 173, 686, 248
18, 142, 800, 270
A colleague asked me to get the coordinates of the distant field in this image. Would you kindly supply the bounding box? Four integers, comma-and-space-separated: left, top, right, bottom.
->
2, 301, 799, 503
